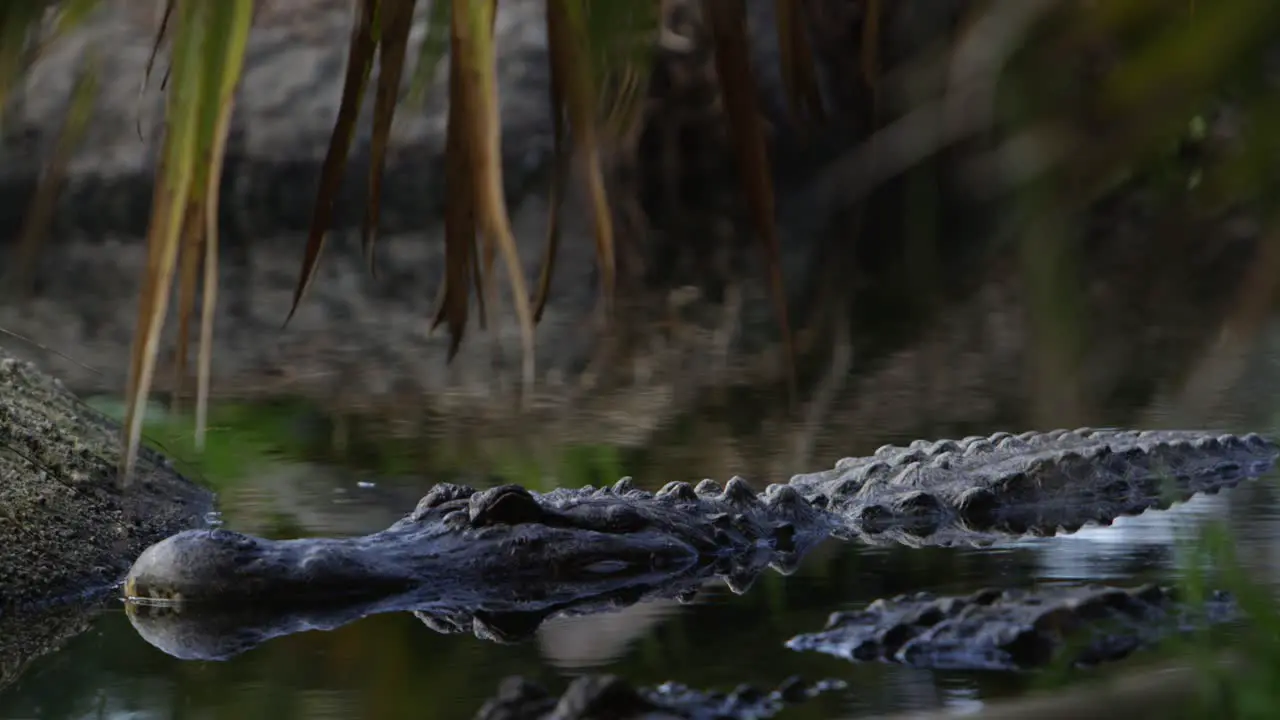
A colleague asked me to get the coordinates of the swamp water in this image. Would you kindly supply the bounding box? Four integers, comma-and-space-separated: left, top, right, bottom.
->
4, 338, 1280, 720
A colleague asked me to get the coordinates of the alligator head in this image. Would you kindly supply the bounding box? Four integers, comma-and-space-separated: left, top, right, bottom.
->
125, 478, 829, 608
122, 479, 828, 660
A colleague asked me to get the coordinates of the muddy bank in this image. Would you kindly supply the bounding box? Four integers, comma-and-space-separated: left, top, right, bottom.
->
0, 346, 211, 687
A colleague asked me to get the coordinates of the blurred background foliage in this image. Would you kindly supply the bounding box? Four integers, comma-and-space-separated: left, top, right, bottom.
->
6, 4, 1280, 717
1, 0, 1280, 475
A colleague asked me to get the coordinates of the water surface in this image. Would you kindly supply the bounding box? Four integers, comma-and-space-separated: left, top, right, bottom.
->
3, 394, 1279, 720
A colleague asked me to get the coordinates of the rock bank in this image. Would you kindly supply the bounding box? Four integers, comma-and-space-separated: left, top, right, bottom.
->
0, 345, 211, 686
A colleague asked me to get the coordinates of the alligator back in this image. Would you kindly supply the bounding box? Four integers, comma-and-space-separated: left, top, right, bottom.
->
784, 428, 1279, 544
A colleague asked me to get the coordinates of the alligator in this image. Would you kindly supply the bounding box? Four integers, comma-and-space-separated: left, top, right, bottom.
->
786, 583, 1240, 671
125, 428, 1278, 604
119, 428, 1277, 661
472, 674, 845, 720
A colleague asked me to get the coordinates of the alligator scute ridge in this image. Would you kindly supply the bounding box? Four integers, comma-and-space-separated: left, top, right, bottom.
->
794, 428, 1276, 540
122, 428, 1278, 628
785, 583, 1240, 671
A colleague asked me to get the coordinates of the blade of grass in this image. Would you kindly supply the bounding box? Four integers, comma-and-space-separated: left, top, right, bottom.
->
120, 0, 253, 482
171, 203, 205, 412
52, 0, 99, 34
406, 0, 450, 106
120, 0, 208, 483
703, 0, 796, 401
285, 0, 379, 326
189, 0, 248, 450
196, 100, 237, 450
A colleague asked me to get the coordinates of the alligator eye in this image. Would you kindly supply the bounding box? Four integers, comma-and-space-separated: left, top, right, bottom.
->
411, 483, 476, 520
469, 485, 544, 526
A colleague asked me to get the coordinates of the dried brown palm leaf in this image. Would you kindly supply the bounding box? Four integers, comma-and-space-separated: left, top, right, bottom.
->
703, 0, 796, 399
452, 0, 536, 394
534, 0, 659, 322
582, 0, 658, 134
861, 0, 881, 100
431, 41, 479, 359
285, 0, 379, 325
561, 0, 616, 318
137, 0, 174, 140
362, 0, 418, 276
532, 0, 571, 322
773, 0, 824, 122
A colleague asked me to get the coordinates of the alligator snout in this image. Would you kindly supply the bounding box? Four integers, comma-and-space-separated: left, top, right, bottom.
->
125, 529, 269, 604
125, 528, 417, 605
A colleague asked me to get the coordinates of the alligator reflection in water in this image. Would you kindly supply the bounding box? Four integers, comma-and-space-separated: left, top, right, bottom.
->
121, 428, 1277, 667
786, 584, 1239, 671
471, 674, 846, 720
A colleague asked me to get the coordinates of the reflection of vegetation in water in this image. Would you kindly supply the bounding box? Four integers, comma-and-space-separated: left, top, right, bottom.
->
1177, 523, 1280, 719
86, 397, 300, 491
1015, 515, 1280, 719
87, 396, 636, 494
4, 1, 1279, 479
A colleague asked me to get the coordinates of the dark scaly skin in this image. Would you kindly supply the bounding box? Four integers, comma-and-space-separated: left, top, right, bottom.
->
121, 428, 1277, 660
790, 428, 1278, 545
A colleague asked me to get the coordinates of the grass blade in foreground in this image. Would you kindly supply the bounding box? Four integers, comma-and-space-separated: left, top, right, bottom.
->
121, 0, 254, 483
